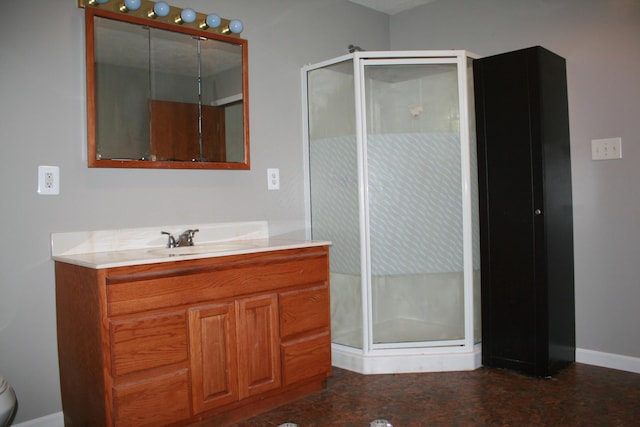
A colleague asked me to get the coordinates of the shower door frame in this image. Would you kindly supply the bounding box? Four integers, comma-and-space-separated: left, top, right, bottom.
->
359, 56, 469, 352
303, 50, 481, 372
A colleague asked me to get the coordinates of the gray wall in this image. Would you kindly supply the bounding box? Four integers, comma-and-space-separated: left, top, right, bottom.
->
390, 0, 640, 359
0, 0, 388, 423
1, 0, 638, 423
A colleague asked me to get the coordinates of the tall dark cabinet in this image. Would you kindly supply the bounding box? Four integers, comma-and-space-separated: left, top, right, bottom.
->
473, 46, 575, 377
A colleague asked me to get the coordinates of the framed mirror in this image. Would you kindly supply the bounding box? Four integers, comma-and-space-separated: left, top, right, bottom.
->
84, 5, 249, 169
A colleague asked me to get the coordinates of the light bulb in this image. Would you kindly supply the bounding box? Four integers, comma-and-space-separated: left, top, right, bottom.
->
206, 13, 221, 28
180, 8, 196, 23
153, 1, 170, 17
123, 0, 141, 10
228, 19, 243, 34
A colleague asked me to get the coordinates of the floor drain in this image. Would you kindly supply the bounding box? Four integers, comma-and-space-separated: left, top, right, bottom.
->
370, 420, 393, 427
277, 423, 298, 427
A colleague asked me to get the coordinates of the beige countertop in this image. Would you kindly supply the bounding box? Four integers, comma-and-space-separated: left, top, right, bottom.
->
51, 222, 329, 269
52, 238, 330, 269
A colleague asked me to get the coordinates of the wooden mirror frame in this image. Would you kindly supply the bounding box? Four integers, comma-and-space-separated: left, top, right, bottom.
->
84, 6, 250, 170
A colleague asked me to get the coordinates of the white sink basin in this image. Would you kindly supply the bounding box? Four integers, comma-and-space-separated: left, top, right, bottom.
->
149, 242, 258, 256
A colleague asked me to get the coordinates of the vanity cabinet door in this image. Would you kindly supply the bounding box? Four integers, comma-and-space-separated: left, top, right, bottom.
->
189, 302, 239, 413
236, 294, 281, 398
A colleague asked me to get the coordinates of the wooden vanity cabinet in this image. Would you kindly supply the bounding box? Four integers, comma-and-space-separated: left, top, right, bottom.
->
55, 246, 331, 427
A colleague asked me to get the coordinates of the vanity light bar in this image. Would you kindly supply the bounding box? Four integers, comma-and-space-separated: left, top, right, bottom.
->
78, 0, 244, 36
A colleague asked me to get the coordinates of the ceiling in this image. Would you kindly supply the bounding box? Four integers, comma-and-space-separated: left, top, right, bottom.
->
348, 0, 438, 15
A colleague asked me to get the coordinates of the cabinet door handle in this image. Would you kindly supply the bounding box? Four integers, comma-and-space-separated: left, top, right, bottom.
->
534, 209, 542, 215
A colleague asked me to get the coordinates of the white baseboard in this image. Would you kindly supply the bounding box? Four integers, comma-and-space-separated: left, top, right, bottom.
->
576, 347, 640, 374
13, 412, 63, 427
332, 344, 482, 374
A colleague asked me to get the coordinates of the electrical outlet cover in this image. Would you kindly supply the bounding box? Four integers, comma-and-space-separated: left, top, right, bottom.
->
38, 165, 60, 195
267, 168, 280, 190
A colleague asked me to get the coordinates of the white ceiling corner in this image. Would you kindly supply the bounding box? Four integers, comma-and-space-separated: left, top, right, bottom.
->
347, 0, 438, 15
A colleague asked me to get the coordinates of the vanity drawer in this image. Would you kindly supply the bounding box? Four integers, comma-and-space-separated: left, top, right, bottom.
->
279, 284, 330, 338
110, 311, 188, 377
112, 369, 190, 427
281, 333, 331, 386
106, 249, 329, 316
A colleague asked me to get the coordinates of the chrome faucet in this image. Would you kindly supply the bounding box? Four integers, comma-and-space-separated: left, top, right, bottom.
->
161, 229, 199, 248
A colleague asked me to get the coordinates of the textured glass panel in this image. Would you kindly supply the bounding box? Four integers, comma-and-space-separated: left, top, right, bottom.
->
364, 63, 465, 344
307, 61, 362, 349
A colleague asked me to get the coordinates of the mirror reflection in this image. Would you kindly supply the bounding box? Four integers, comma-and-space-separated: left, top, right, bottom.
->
87, 9, 249, 169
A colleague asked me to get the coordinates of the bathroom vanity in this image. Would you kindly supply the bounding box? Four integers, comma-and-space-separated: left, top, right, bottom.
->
52, 223, 331, 426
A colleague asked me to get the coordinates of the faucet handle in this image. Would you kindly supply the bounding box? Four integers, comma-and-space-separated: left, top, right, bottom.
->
161, 231, 177, 248
181, 229, 199, 246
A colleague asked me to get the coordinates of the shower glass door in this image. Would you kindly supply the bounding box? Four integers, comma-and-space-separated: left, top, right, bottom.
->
306, 60, 363, 349
361, 59, 466, 347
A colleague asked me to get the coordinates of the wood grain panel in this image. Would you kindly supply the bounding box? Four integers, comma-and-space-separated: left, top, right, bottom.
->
279, 284, 330, 338
189, 302, 239, 413
112, 369, 190, 427
237, 294, 281, 399
110, 311, 188, 377
281, 333, 331, 386
107, 249, 328, 316
55, 262, 110, 426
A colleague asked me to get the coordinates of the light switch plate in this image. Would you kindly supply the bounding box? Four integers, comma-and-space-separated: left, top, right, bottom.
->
591, 137, 622, 160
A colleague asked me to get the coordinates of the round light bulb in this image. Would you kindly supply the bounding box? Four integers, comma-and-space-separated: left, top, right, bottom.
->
153, 1, 170, 17
205, 13, 221, 28
228, 19, 243, 34
180, 8, 196, 23
123, 0, 141, 10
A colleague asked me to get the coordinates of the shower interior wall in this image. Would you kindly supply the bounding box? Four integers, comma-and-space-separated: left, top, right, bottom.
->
304, 51, 481, 374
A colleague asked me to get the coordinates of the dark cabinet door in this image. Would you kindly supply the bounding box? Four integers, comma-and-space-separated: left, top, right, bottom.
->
474, 46, 574, 377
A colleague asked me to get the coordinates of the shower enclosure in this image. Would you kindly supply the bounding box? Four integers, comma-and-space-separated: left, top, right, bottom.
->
303, 51, 481, 373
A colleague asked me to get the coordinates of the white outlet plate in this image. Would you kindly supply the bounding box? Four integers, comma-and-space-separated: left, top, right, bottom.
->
267, 168, 280, 190
591, 137, 622, 160
38, 165, 60, 195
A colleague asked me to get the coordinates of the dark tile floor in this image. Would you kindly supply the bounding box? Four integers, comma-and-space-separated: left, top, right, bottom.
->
230, 364, 640, 426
